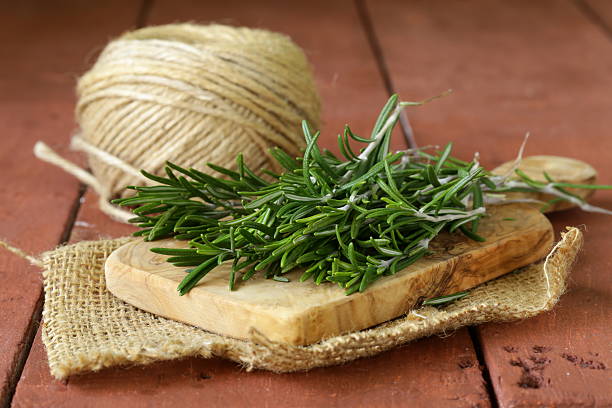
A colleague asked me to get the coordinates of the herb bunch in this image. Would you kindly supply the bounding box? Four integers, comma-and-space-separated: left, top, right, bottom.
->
114, 95, 612, 296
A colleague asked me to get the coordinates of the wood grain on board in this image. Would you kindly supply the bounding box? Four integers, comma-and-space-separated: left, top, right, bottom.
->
491, 155, 597, 212
106, 205, 552, 346
0, 1, 142, 405
12, 0, 493, 407
366, 0, 612, 406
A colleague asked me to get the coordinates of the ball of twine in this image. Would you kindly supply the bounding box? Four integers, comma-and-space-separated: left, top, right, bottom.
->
35, 23, 320, 222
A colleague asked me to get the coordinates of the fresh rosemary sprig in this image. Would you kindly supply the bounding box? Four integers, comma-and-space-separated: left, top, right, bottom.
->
114, 94, 612, 296
422, 291, 469, 306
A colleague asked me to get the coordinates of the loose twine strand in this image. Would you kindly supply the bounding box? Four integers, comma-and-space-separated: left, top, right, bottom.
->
33, 141, 134, 223
0, 240, 43, 268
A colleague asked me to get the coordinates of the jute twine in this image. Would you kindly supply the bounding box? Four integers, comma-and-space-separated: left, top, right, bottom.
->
35, 23, 320, 223
35, 228, 582, 380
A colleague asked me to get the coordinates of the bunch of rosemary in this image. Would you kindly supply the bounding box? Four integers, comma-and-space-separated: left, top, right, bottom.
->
114, 95, 611, 296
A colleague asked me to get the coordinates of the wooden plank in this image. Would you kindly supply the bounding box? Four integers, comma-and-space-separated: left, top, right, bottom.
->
14, 320, 488, 408
13, 0, 491, 406
68, 191, 137, 244
365, 0, 612, 170
0, 110, 80, 406
0, 1, 142, 405
477, 208, 612, 407
106, 205, 552, 345
366, 0, 612, 406
0, 1, 140, 102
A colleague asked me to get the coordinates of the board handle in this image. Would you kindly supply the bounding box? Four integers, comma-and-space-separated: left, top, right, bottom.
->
491, 155, 597, 213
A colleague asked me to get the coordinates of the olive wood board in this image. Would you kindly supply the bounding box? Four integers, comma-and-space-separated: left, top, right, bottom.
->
105, 204, 553, 346
491, 155, 597, 212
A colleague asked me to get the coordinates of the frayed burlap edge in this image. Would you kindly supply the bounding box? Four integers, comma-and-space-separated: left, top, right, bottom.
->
40, 227, 583, 380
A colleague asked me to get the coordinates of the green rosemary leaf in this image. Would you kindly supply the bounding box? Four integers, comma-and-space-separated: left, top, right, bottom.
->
139, 169, 181, 187
459, 225, 486, 242
422, 291, 469, 306
425, 164, 441, 187
471, 183, 484, 232
434, 142, 453, 172
339, 152, 403, 191
177, 256, 219, 295
207, 162, 241, 180
302, 126, 321, 194
371, 94, 398, 139
242, 266, 257, 281
244, 190, 283, 209
150, 247, 198, 256
229, 257, 239, 290
552, 182, 612, 190
270, 147, 299, 171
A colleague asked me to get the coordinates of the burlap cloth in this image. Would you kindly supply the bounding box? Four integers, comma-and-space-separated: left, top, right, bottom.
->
40, 227, 583, 380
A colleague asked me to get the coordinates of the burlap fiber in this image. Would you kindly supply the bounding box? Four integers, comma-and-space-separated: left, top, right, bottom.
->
41, 228, 583, 380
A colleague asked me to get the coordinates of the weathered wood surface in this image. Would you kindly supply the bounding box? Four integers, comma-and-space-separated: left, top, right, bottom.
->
476, 208, 612, 407
14, 321, 488, 408
0, 1, 142, 406
11, 0, 493, 407
367, 0, 612, 406
106, 205, 552, 346
5, 0, 612, 406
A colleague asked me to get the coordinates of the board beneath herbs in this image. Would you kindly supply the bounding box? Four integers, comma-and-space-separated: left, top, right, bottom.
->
106, 203, 553, 345
112, 95, 611, 302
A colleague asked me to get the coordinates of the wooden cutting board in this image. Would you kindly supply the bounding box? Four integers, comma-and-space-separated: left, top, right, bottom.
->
106, 203, 553, 346
492, 155, 597, 212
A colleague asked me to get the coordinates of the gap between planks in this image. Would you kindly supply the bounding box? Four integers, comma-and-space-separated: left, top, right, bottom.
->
574, 0, 612, 40
469, 327, 501, 408
2, 184, 87, 408
136, 0, 155, 29
356, 0, 499, 405
361, 0, 612, 406
354, 0, 417, 148
4, 1, 154, 404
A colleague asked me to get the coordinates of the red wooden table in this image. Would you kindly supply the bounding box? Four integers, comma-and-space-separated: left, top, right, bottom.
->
1, 1, 611, 407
